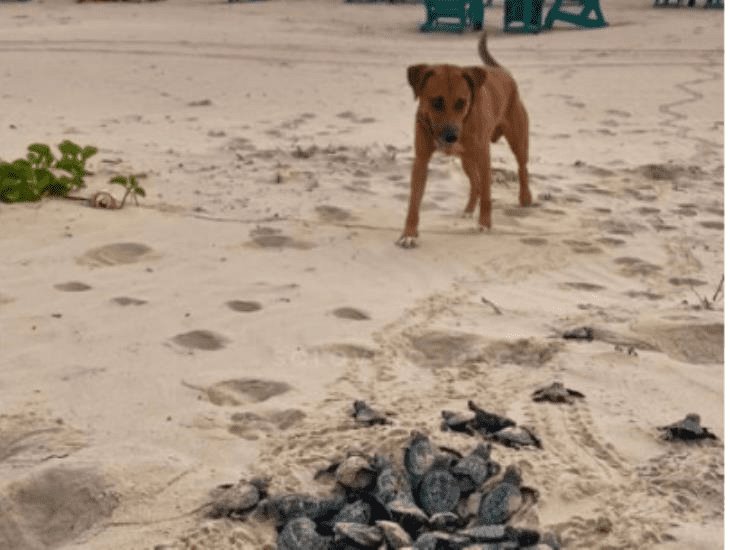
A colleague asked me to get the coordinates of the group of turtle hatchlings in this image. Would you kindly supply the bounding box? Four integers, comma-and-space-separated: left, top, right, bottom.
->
205, 381, 718, 550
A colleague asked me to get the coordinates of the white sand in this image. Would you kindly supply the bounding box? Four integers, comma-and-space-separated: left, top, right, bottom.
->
0, 0, 723, 548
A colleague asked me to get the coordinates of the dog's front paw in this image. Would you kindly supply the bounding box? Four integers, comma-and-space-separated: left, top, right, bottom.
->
478, 223, 491, 233
396, 235, 418, 249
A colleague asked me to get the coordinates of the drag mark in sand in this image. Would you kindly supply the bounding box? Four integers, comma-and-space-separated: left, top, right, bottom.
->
332, 307, 370, 321
54, 281, 92, 292
226, 300, 263, 313
111, 296, 148, 306
0, 466, 118, 550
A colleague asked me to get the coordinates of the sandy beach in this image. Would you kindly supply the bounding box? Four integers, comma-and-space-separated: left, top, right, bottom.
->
0, 0, 724, 548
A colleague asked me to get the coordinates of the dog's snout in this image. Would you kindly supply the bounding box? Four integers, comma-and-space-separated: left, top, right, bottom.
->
441, 126, 459, 144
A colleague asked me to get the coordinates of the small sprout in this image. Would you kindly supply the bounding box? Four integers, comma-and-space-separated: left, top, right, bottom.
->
110, 174, 147, 208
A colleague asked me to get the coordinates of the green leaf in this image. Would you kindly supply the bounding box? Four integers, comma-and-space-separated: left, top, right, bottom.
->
134, 187, 146, 197
55, 158, 83, 177
28, 143, 52, 156
58, 140, 81, 157
10, 159, 33, 180
110, 176, 128, 186
81, 146, 98, 161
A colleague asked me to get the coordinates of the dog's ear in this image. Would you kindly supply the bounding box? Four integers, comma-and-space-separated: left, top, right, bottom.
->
462, 67, 487, 96
408, 64, 434, 99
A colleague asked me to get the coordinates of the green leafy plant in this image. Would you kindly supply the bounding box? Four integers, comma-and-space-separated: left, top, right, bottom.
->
0, 140, 98, 203
110, 174, 146, 208
1, 141, 146, 210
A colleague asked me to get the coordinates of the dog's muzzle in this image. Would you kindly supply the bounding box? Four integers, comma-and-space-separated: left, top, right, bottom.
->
440, 126, 459, 144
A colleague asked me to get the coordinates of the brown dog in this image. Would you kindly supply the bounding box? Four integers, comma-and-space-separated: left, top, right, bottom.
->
398, 31, 531, 248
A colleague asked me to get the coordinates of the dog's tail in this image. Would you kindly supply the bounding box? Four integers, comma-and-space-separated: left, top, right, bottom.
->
478, 30, 500, 68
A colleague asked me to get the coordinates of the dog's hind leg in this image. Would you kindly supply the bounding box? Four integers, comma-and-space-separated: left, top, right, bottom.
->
504, 101, 532, 207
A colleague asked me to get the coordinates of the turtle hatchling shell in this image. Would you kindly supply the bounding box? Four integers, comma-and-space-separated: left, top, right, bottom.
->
418, 467, 460, 516
373, 456, 401, 505
334, 522, 384, 548
489, 426, 542, 449
332, 499, 371, 525
277, 517, 329, 550
208, 478, 267, 518
453, 453, 490, 493
462, 543, 519, 550
376, 520, 414, 548
413, 531, 469, 550
353, 400, 390, 426
468, 401, 516, 434
336, 455, 377, 491
477, 482, 523, 525
441, 410, 476, 434
387, 491, 429, 527
459, 524, 509, 542
531, 382, 585, 404
659, 413, 718, 441
266, 493, 344, 526
429, 511, 462, 531
404, 431, 435, 482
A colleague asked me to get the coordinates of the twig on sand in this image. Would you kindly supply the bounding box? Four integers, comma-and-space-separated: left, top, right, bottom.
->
712, 275, 724, 302
481, 297, 502, 315
689, 275, 723, 310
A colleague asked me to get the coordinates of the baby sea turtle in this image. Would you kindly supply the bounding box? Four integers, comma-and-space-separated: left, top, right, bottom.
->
414, 531, 470, 550
331, 500, 371, 525
459, 524, 509, 542
353, 400, 391, 426
505, 526, 541, 546
418, 456, 461, 516
452, 443, 499, 494
376, 520, 414, 548
334, 522, 383, 548
562, 326, 594, 341
277, 517, 329, 550
476, 466, 525, 525
373, 455, 401, 506
468, 401, 516, 434
441, 409, 477, 435
207, 477, 269, 519
462, 543, 519, 550
658, 413, 719, 442
531, 382, 585, 404
488, 426, 542, 449
387, 488, 429, 530
405, 431, 436, 484
429, 511, 463, 531
336, 454, 377, 491
262, 493, 345, 527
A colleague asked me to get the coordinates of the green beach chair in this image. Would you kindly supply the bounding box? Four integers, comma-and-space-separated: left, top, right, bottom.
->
503, 0, 544, 33
543, 0, 607, 29
420, 0, 484, 33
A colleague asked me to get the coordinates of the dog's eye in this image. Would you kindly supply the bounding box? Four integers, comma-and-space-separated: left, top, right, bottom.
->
454, 98, 466, 111
431, 97, 445, 111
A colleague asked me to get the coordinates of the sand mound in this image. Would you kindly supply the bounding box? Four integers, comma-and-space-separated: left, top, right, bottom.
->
0, 466, 117, 550
78, 242, 157, 267
640, 323, 724, 365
